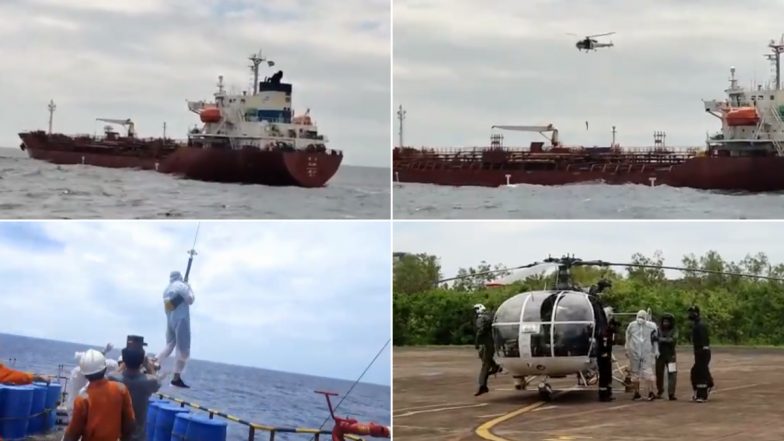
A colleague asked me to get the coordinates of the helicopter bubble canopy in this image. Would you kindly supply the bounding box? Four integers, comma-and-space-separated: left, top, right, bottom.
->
493, 290, 603, 361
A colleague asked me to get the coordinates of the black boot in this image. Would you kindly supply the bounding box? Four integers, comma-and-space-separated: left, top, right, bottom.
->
474, 385, 489, 396
669, 394, 677, 401
171, 375, 190, 388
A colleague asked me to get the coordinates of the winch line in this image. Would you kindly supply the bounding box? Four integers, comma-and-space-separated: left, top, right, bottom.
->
311, 338, 390, 440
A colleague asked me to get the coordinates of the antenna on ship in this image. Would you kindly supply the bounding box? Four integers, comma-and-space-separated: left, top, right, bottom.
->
767, 35, 784, 90
397, 105, 406, 148
163, 122, 167, 139
611, 125, 616, 146
47, 99, 56, 135
249, 50, 275, 96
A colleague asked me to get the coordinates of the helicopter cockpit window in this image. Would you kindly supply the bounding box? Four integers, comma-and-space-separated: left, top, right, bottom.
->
522, 292, 558, 322
495, 294, 527, 324
554, 293, 593, 322
493, 294, 527, 358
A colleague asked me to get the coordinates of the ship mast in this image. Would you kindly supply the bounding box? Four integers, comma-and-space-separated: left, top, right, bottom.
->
249, 50, 274, 96
397, 105, 406, 148
767, 35, 784, 90
47, 99, 56, 135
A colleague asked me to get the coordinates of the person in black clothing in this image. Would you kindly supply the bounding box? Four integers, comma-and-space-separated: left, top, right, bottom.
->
598, 316, 619, 401
688, 305, 713, 402
656, 313, 678, 400
474, 303, 501, 396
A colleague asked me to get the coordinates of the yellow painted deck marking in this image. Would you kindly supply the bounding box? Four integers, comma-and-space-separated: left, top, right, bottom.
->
396, 403, 489, 418
475, 389, 573, 441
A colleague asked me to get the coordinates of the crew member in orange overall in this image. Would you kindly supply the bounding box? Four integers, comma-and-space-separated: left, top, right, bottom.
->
64, 349, 136, 441
0, 363, 49, 385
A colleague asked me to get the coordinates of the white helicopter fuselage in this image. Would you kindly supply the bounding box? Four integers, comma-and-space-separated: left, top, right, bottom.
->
493, 290, 602, 383
500, 355, 594, 378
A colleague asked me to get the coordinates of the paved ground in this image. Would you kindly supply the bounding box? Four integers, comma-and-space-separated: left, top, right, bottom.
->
394, 346, 784, 441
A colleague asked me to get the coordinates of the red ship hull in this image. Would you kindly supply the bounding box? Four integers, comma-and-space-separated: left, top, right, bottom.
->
393, 148, 784, 192
19, 131, 342, 187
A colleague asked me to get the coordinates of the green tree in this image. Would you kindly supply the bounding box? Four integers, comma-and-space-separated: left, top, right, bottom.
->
393, 253, 441, 295
452, 261, 511, 292
393, 251, 784, 347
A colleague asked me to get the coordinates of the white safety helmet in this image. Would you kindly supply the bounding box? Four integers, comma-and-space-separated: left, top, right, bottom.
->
473, 303, 486, 314
79, 349, 107, 376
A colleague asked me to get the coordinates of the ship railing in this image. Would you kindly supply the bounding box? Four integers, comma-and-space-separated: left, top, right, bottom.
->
396, 146, 702, 162
156, 393, 365, 441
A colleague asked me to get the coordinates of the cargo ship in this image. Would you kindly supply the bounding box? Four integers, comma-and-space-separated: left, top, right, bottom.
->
19, 52, 342, 187
393, 37, 784, 192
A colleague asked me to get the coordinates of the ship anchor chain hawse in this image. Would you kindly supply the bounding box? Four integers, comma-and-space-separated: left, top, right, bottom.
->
18, 51, 343, 187
393, 35, 784, 192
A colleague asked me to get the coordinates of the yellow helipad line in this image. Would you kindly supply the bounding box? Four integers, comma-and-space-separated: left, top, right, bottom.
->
396, 403, 489, 417
475, 390, 572, 441
475, 401, 546, 441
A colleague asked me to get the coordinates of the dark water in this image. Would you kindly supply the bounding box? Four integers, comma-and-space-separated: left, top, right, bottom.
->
0, 333, 389, 441
393, 182, 784, 219
0, 149, 390, 219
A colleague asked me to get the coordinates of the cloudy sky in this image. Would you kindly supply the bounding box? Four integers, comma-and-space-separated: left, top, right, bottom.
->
394, 0, 784, 149
0, 221, 391, 385
394, 221, 784, 280
1, 0, 390, 167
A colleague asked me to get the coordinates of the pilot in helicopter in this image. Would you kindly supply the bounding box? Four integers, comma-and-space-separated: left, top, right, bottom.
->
473, 303, 501, 396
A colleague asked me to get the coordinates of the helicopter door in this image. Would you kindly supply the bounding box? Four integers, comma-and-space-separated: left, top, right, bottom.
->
519, 292, 558, 358
552, 293, 595, 357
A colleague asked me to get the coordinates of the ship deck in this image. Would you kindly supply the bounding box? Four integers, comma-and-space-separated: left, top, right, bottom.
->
394, 346, 784, 441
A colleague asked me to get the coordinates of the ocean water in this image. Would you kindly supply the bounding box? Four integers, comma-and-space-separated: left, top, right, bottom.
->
393, 182, 784, 219
0, 333, 390, 441
0, 148, 390, 219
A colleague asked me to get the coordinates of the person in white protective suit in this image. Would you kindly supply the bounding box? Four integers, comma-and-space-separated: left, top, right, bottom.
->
66, 343, 118, 410
156, 270, 195, 388
625, 310, 659, 401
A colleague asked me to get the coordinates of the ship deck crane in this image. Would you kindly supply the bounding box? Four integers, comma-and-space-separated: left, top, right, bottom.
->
96, 118, 135, 138
492, 124, 560, 146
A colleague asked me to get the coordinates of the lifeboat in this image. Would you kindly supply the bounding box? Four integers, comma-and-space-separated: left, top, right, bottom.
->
292, 114, 312, 125
725, 107, 759, 126
200, 107, 221, 123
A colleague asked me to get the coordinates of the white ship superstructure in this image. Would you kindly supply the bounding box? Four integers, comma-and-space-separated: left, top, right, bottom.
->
187, 52, 330, 152
703, 36, 784, 156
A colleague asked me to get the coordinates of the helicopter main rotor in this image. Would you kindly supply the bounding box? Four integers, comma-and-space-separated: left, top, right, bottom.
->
437, 255, 784, 289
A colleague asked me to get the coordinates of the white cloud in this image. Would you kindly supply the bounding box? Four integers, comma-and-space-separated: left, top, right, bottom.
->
394, 0, 784, 149
0, 221, 391, 384
1, 0, 390, 167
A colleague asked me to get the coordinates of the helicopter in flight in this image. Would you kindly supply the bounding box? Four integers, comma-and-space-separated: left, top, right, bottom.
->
438, 255, 784, 401
568, 32, 615, 52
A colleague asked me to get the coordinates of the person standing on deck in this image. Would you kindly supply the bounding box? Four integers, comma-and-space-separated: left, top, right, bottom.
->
110, 336, 161, 441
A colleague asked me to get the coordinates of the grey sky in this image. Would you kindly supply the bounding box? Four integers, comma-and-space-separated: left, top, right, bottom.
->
394, 221, 784, 280
1, 0, 390, 167
394, 0, 784, 149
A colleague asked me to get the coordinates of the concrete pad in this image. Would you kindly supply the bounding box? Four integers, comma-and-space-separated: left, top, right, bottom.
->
394, 346, 784, 441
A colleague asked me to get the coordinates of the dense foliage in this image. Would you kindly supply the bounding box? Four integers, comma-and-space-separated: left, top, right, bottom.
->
393, 251, 784, 346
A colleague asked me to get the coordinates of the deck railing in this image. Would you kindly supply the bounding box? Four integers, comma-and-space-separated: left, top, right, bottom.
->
156, 393, 363, 441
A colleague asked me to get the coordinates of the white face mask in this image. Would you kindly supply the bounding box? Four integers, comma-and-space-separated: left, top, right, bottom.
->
636, 317, 645, 325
